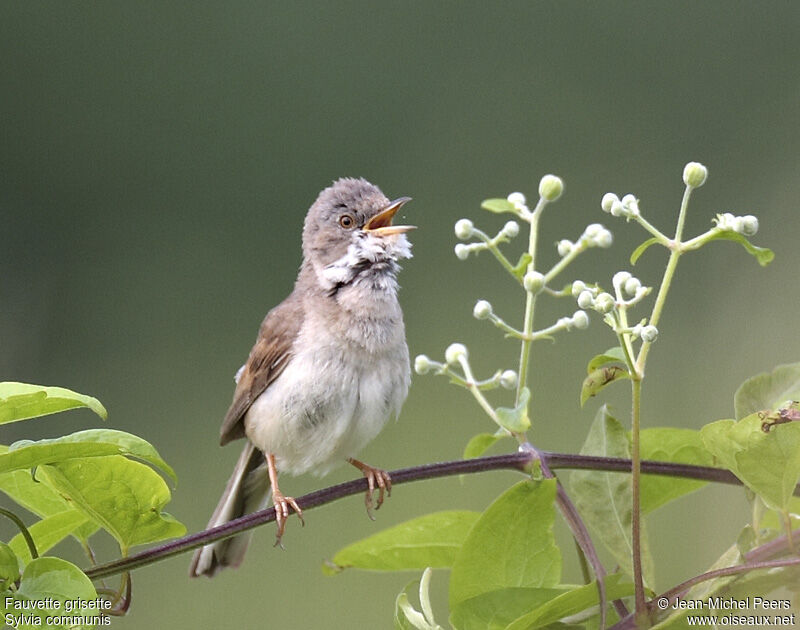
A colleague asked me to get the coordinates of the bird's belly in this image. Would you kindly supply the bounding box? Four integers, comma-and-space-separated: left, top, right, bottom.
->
243, 341, 408, 477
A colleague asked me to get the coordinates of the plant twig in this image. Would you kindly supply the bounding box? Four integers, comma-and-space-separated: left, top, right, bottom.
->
0, 506, 38, 560
83, 451, 800, 581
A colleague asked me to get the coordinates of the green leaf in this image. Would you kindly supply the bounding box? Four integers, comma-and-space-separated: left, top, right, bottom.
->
630, 237, 660, 265
494, 388, 531, 433
450, 587, 568, 630
37, 455, 186, 552
9, 511, 91, 564
324, 511, 479, 575
1, 557, 97, 630
569, 407, 655, 586
734, 362, 800, 420
580, 366, 630, 407
481, 198, 517, 215
504, 575, 634, 630
2, 429, 177, 484
449, 479, 561, 609
705, 229, 774, 267
0, 465, 100, 543
639, 428, 714, 513
463, 432, 508, 459
0, 382, 107, 425
701, 415, 800, 511
0, 542, 21, 587
587, 347, 627, 373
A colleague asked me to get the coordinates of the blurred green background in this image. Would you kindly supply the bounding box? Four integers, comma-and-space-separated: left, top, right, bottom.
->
2, 2, 799, 627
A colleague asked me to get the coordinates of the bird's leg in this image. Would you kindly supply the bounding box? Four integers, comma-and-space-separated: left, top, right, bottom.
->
266, 453, 303, 548
347, 457, 392, 520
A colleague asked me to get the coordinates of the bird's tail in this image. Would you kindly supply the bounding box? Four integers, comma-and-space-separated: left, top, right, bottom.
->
189, 442, 270, 577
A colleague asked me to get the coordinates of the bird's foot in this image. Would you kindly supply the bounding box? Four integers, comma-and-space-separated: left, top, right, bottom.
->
272, 488, 304, 548
348, 458, 392, 520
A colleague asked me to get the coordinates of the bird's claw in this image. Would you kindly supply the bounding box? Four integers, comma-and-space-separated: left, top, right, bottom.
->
272, 489, 304, 548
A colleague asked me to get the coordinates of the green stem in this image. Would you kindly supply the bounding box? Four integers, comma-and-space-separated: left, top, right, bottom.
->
633, 214, 670, 244
635, 184, 692, 375
516, 199, 545, 405
544, 241, 585, 284
630, 378, 647, 622
0, 507, 38, 560
457, 356, 503, 427
473, 229, 520, 281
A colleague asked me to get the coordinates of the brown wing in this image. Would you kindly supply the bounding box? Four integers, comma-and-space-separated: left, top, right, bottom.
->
219, 291, 304, 446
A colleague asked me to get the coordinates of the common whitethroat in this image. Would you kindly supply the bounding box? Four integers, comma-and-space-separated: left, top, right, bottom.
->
190, 178, 414, 577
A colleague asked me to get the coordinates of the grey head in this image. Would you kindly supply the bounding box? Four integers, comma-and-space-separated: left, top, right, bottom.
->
301, 178, 414, 294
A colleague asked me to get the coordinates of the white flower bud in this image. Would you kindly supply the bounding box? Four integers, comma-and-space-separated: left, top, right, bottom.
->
683, 162, 708, 188
414, 355, 432, 375
572, 310, 590, 330
557, 239, 573, 257
584, 223, 603, 238
596, 228, 613, 248
740, 215, 759, 236
502, 220, 520, 238
621, 194, 640, 217
624, 277, 641, 295
610, 200, 625, 217
454, 218, 474, 240
641, 325, 659, 343
577, 290, 595, 309
539, 174, 564, 202
499, 370, 518, 389
613, 271, 632, 289
473, 299, 493, 320
445, 343, 468, 364
523, 270, 545, 293
454, 243, 470, 260
507, 192, 526, 207
594, 292, 615, 314
571, 280, 587, 298
601, 193, 619, 213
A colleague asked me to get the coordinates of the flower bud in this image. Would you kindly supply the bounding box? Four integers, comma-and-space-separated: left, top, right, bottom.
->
507, 192, 527, 207
621, 194, 640, 217
594, 292, 615, 314
595, 228, 613, 248
740, 215, 759, 236
610, 200, 625, 217
539, 174, 564, 202
523, 270, 545, 293
572, 310, 590, 330
601, 192, 619, 213
577, 290, 595, 309
499, 370, 518, 389
502, 220, 520, 238
584, 223, 603, 238
571, 280, 587, 298
641, 325, 658, 343
445, 343, 468, 364
454, 218, 474, 240
454, 243, 470, 260
624, 277, 641, 295
557, 239, 573, 257
682, 162, 708, 188
613, 271, 632, 289
473, 299, 493, 320
414, 355, 432, 375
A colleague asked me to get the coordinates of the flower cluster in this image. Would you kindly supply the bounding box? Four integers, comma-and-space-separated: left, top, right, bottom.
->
714, 212, 759, 237
601, 193, 640, 220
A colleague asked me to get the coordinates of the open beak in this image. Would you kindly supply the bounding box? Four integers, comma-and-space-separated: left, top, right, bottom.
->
363, 197, 415, 236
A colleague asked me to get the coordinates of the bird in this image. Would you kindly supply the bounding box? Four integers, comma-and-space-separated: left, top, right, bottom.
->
189, 178, 414, 577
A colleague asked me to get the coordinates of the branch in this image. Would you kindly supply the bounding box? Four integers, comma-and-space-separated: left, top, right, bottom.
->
84, 450, 800, 581
610, 550, 800, 629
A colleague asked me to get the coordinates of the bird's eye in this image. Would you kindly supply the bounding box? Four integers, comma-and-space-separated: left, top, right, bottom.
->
338, 214, 355, 229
